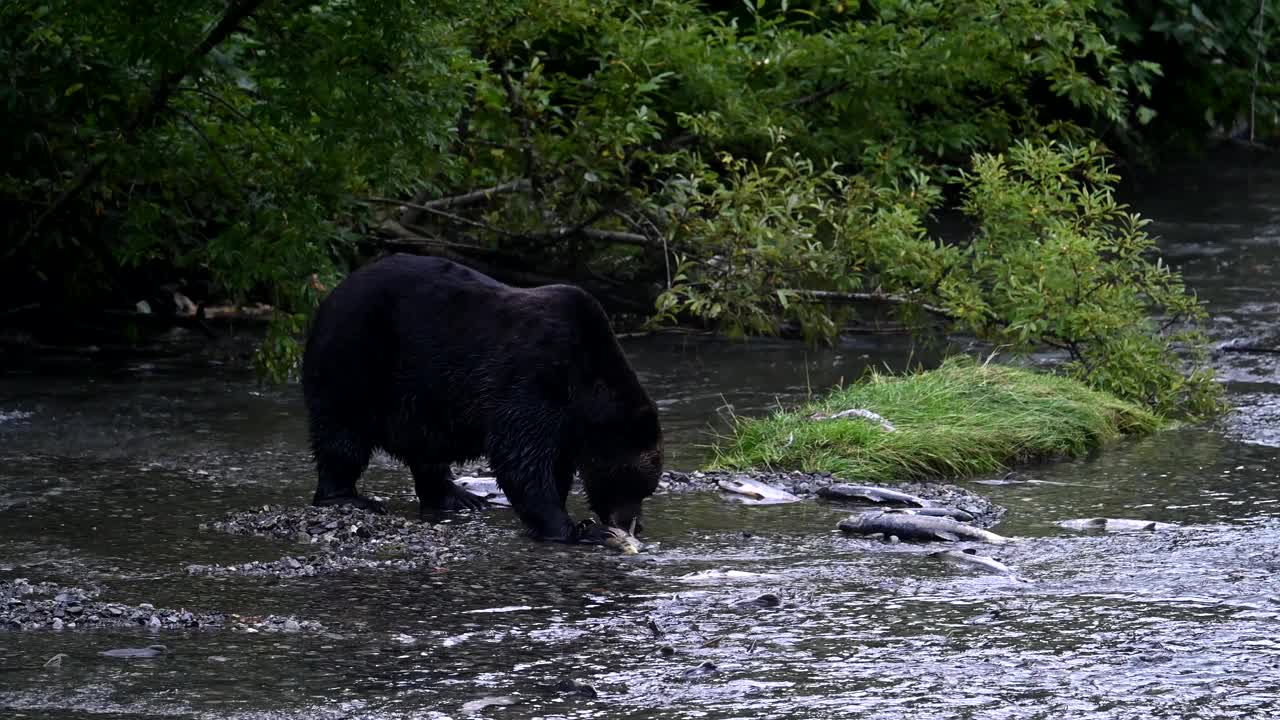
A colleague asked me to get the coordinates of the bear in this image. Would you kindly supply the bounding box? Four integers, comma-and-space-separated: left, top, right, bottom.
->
299, 253, 664, 546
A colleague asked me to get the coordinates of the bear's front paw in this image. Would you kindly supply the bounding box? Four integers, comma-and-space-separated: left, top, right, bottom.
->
570, 519, 614, 545
440, 486, 489, 513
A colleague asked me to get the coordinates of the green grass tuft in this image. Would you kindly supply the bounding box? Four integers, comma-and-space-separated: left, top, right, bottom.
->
707, 355, 1164, 483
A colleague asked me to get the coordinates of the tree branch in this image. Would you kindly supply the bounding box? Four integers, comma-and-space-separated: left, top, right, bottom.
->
171, 109, 243, 193
414, 180, 531, 211
362, 196, 521, 237
498, 63, 541, 196
786, 80, 853, 108
363, 196, 659, 250
7, 0, 267, 263
176, 84, 281, 152
794, 289, 956, 319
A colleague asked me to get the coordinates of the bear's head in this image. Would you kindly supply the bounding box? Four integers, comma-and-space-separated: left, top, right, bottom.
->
582, 433, 663, 535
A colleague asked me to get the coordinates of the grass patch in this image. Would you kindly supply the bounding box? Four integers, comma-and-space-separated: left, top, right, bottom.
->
708, 355, 1164, 483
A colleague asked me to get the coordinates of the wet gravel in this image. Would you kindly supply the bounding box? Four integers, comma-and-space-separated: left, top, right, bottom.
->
191, 504, 467, 577
0, 579, 322, 633
659, 469, 1006, 527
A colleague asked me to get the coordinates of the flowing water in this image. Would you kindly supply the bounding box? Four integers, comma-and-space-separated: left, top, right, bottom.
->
2, 149, 1279, 719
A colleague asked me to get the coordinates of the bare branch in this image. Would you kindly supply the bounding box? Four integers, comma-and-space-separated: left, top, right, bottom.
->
579, 228, 654, 246
794, 289, 956, 319
364, 196, 658, 249
362, 196, 521, 238
417, 180, 531, 211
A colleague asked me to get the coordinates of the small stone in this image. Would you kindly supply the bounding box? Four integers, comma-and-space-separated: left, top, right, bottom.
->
283, 619, 301, 632
285, 557, 302, 570
149, 615, 162, 628
51, 618, 64, 630
108, 606, 124, 616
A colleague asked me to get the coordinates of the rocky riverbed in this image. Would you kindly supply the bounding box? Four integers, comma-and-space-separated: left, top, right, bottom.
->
0, 579, 323, 633
3, 467, 1007, 636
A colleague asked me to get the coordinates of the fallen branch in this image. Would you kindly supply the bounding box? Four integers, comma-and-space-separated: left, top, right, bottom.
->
415, 180, 530, 211
365, 196, 659, 250
363, 197, 520, 238
377, 220, 506, 257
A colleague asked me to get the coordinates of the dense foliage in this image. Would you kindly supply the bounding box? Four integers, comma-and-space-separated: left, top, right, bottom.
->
3, 0, 1265, 415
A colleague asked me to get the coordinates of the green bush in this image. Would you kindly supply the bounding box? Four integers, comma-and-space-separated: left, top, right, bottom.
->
0, 0, 1236, 415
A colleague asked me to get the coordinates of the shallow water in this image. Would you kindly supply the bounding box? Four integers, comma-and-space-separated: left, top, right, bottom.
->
2, 150, 1279, 719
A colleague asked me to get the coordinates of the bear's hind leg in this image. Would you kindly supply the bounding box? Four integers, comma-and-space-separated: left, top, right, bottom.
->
310, 427, 385, 514
410, 460, 489, 516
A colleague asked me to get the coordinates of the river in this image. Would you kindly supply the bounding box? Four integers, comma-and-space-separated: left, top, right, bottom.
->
1, 148, 1278, 719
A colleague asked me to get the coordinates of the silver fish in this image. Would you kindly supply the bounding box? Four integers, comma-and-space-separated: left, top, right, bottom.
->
838, 510, 1008, 544
929, 548, 1014, 574
818, 483, 930, 507
454, 476, 511, 506
100, 644, 169, 659
882, 506, 976, 523
1057, 518, 1172, 532
717, 477, 801, 505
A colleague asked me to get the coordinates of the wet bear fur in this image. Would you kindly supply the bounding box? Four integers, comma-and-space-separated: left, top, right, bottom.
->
300, 253, 664, 544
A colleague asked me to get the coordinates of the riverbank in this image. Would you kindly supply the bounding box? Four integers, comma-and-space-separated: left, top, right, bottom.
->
708, 355, 1164, 482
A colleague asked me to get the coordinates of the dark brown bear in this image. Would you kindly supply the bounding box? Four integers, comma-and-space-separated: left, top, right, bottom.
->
300, 254, 664, 545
